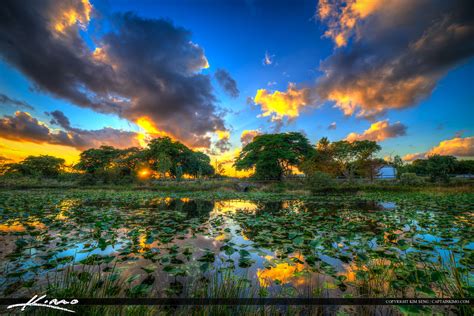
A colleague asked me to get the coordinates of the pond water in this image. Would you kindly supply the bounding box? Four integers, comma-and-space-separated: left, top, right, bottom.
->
0, 191, 472, 299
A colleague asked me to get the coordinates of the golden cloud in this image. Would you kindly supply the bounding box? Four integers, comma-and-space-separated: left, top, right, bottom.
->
52, 0, 92, 33
403, 136, 474, 161
317, 0, 383, 47
326, 75, 434, 118
345, 120, 406, 142
253, 83, 312, 121
427, 136, 474, 157
402, 152, 425, 162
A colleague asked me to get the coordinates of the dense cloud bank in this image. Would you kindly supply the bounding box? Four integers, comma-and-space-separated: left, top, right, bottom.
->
0, 0, 227, 148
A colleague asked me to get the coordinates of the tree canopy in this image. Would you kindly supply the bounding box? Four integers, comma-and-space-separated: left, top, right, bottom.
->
234, 132, 313, 180
4, 155, 65, 178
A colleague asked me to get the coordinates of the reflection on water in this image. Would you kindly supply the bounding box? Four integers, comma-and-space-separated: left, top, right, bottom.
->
257, 254, 307, 287
0, 195, 472, 299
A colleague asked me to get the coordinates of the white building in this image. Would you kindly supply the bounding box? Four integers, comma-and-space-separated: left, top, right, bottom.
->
376, 166, 397, 179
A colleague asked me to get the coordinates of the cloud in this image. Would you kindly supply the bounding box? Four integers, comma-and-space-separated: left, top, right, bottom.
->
315, 0, 474, 119
345, 120, 407, 142
0, 93, 34, 110
403, 152, 426, 161
0, 0, 226, 149
215, 69, 239, 98
49, 110, 71, 129
214, 130, 231, 153
403, 136, 474, 161
240, 129, 262, 146
253, 83, 313, 122
0, 111, 139, 150
317, 0, 384, 47
327, 122, 337, 130
427, 136, 474, 157
263, 51, 274, 66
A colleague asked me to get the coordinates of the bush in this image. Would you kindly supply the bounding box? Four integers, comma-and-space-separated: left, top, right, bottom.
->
400, 173, 424, 186
306, 171, 335, 194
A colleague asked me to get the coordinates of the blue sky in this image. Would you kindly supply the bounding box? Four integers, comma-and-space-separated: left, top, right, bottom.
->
0, 0, 473, 166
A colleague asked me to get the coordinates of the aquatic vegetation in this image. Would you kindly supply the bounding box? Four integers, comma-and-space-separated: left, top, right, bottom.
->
0, 189, 472, 315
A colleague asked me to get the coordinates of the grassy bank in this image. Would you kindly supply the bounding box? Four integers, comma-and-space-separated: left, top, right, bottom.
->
1, 175, 473, 194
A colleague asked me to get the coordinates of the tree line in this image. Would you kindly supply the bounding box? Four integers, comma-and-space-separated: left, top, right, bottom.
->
1, 132, 473, 183
1, 137, 214, 184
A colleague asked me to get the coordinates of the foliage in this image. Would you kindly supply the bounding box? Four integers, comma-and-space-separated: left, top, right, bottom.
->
399, 173, 424, 186
4, 155, 65, 178
234, 132, 313, 180
301, 138, 382, 181
426, 155, 457, 183
300, 137, 338, 176
144, 137, 214, 178
306, 171, 335, 194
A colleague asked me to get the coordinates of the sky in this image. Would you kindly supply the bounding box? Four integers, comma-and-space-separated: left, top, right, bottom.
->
0, 0, 473, 175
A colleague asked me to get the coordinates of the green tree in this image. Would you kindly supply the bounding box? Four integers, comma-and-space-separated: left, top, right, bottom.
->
6, 155, 65, 178
426, 155, 456, 183
155, 152, 173, 178
453, 159, 474, 175
144, 137, 214, 179
75, 146, 122, 174
300, 137, 338, 176
392, 155, 405, 179
330, 140, 381, 180
234, 132, 313, 180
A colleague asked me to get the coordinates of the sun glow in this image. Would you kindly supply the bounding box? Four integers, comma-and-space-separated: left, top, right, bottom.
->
135, 116, 169, 147
138, 168, 151, 179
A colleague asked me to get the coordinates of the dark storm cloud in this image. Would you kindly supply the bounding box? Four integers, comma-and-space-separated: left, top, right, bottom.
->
0, 93, 34, 110
215, 69, 239, 98
0, 1, 227, 148
49, 110, 71, 129
315, 0, 474, 119
0, 111, 139, 150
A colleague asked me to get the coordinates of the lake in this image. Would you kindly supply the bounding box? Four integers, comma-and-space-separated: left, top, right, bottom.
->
0, 190, 472, 303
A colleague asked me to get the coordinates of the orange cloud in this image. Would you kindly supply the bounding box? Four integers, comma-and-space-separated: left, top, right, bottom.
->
253, 83, 312, 121
53, 0, 92, 33
403, 136, 474, 161
326, 76, 434, 119
345, 120, 407, 142
403, 152, 425, 162
318, 0, 383, 47
135, 116, 170, 147
427, 136, 474, 157
240, 130, 262, 146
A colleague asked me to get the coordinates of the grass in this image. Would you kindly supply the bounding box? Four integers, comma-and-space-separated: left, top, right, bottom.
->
1, 174, 472, 194
4, 255, 471, 315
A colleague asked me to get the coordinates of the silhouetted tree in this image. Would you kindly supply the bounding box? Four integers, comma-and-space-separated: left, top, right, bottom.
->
234, 132, 313, 180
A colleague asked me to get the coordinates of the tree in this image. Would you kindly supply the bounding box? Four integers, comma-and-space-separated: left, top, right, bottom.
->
392, 155, 404, 179
352, 140, 383, 181
426, 155, 456, 183
155, 152, 172, 178
75, 146, 122, 174
5, 155, 65, 178
453, 159, 474, 175
214, 160, 226, 177
144, 137, 214, 179
300, 137, 338, 176
234, 132, 313, 180
187, 152, 214, 178
330, 140, 381, 180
